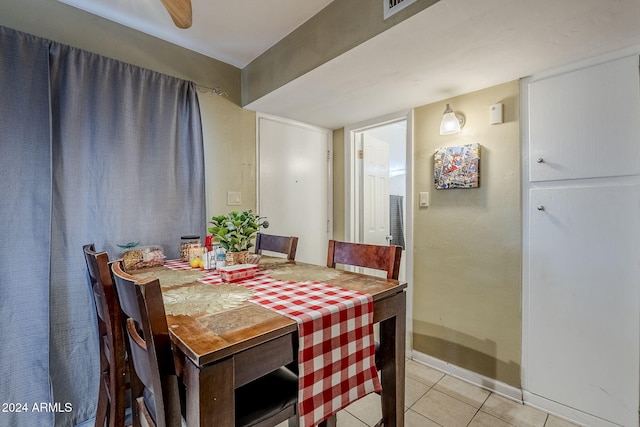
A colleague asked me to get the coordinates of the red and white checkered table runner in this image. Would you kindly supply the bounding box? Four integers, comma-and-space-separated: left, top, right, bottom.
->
164, 260, 382, 427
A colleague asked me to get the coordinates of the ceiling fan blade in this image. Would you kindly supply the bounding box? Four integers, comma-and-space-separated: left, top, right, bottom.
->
160, 0, 192, 29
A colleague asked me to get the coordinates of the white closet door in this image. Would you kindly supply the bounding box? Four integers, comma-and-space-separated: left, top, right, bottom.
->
257, 115, 331, 266
528, 183, 640, 426
529, 55, 640, 182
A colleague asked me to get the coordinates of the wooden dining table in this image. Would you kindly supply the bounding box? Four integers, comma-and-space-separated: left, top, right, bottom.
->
133, 256, 406, 427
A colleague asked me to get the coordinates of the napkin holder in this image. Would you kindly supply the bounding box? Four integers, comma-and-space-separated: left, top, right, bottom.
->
219, 264, 258, 282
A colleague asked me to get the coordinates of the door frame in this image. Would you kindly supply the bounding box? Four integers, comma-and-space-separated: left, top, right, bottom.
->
344, 109, 414, 355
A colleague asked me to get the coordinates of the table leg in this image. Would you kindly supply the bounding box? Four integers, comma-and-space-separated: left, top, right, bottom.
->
183, 356, 235, 426
318, 414, 337, 427
379, 291, 406, 427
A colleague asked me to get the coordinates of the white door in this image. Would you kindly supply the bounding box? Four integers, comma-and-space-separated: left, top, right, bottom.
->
257, 115, 331, 266
360, 133, 391, 278
361, 133, 390, 247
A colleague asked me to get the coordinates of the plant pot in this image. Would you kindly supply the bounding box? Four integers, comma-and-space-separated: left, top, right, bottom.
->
225, 251, 249, 266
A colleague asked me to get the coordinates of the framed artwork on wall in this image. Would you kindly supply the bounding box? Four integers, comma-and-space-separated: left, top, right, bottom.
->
434, 143, 480, 189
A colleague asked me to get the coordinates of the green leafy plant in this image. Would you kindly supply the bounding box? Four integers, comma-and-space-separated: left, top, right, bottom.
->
207, 210, 267, 252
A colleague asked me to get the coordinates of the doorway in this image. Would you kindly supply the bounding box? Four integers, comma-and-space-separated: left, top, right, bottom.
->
344, 110, 413, 354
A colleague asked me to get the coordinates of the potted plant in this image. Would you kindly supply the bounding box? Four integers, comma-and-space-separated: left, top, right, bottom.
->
208, 210, 268, 265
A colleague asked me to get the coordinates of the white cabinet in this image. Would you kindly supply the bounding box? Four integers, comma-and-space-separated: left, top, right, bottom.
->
529, 55, 640, 182
523, 54, 640, 427
528, 184, 640, 426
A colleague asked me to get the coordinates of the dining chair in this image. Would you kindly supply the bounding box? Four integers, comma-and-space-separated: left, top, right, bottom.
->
82, 244, 130, 427
110, 259, 300, 427
326, 240, 402, 280
326, 239, 402, 427
326, 239, 403, 367
254, 233, 299, 260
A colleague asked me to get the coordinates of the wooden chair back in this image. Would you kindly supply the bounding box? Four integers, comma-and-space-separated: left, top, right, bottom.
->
255, 233, 299, 260
327, 240, 402, 280
111, 260, 182, 427
83, 243, 129, 427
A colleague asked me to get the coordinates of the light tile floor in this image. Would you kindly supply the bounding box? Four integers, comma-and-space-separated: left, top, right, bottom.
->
281, 359, 582, 427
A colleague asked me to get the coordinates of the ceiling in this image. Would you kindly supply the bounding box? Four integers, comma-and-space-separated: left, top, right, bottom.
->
58, 0, 335, 68
58, 0, 640, 129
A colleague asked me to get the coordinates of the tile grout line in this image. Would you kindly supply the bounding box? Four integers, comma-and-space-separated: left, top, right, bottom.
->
345, 370, 572, 427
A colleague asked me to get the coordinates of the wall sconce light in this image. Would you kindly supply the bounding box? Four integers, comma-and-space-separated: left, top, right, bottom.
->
439, 104, 465, 135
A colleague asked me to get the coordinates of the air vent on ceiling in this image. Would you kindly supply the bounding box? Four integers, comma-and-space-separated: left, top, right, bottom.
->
384, 0, 418, 19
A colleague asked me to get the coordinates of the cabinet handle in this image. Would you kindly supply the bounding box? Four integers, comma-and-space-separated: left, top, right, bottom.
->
536, 158, 545, 163
537, 205, 545, 211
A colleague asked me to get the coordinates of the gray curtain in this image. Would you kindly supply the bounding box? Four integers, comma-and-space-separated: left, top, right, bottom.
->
0, 26, 54, 427
0, 26, 205, 427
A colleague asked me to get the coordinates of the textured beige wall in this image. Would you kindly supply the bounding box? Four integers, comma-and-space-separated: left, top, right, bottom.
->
412, 81, 522, 386
198, 92, 257, 220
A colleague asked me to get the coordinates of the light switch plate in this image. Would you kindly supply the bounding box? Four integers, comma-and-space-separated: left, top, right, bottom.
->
419, 192, 429, 207
227, 191, 241, 206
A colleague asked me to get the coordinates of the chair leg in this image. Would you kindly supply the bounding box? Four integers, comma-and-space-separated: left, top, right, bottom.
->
112, 373, 128, 427
129, 369, 145, 427
95, 380, 108, 427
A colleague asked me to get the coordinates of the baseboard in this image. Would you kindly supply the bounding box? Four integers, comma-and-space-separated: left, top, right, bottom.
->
410, 350, 627, 427
523, 391, 621, 427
